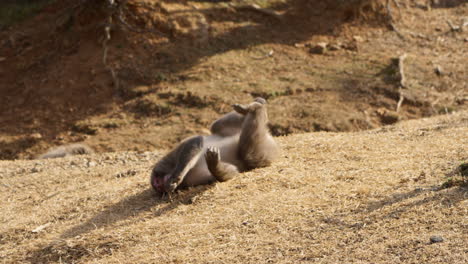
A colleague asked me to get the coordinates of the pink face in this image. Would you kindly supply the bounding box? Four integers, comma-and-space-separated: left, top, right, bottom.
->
152, 174, 171, 193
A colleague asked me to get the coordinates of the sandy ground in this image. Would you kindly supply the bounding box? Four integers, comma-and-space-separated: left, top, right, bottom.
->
0, 111, 466, 263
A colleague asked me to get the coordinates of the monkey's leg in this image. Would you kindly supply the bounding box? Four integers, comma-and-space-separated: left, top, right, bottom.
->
232, 97, 266, 115
238, 101, 278, 169
210, 112, 245, 137
205, 147, 239, 182
165, 136, 204, 192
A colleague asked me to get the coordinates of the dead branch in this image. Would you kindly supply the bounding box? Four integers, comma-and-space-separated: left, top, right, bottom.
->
231, 4, 283, 20
397, 53, 407, 88
102, 0, 119, 91
396, 91, 405, 113
446, 19, 462, 32
396, 53, 407, 112
386, 0, 405, 39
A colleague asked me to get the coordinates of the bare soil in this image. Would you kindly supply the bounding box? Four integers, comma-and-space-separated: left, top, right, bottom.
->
0, 0, 466, 160
0, 111, 466, 263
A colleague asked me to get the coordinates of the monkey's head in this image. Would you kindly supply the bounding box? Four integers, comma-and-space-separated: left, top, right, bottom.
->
151, 173, 173, 193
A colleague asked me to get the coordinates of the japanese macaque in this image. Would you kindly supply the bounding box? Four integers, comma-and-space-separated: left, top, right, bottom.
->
150, 97, 279, 193
37, 143, 94, 159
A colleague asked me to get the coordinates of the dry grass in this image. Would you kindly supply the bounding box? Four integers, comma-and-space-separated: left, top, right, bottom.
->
1, 111, 467, 263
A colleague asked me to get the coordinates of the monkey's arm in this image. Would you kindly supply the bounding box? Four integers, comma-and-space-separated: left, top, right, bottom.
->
205, 147, 239, 182
210, 111, 245, 137
165, 136, 205, 192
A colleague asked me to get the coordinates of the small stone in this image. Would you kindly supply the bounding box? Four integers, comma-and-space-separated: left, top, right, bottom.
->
30, 167, 39, 173
434, 65, 444, 76
115, 169, 137, 178
309, 42, 328, 54
328, 43, 341, 51
342, 41, 358, 52
30, 133, 42, 139
87, 161, 97, 167
353, 35, 364, 42
294, 43, 305, 48
430, 236, 444, 244
376, 108, 399, 125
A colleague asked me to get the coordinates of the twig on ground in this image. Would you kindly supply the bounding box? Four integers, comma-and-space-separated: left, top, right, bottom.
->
231, 4, 283, 20
32, 223, 51, 233
396, 91, 405, 113
446, 20, 462, 32
250, 50, 274, 60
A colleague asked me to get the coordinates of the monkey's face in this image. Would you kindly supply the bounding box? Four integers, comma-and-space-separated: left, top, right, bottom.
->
152, 174, 171, 193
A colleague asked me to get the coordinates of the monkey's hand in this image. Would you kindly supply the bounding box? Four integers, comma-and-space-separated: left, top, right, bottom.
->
205, 147, 221, 167
164, 173, 180, 193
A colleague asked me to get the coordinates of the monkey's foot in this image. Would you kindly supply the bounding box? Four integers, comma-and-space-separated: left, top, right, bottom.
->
232, 104, 249, 115
254, 97, 267, 105
205, 147, 221, 167
233, 98, 266, 115
233, 102, 263, 115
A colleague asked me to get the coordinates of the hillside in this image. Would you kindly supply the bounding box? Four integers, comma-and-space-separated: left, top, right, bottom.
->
0, 0, 467, 159
0, 111, 466, 263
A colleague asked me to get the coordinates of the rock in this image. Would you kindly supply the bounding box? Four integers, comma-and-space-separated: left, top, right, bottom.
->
115, 169, 137, 178
87, 161, 97, 167
430, 236, 444, 244
309, 42, 328, 54
343, 41, 358, 52
30, 133, 42, 139
376, 108, 399, 125
434, 65, 444, 76
328, 43, 341, 51
353, 35, 364, 42
294, 43, 305, 48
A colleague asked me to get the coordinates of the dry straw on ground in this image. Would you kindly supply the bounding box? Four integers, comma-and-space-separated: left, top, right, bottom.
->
1, 111, 467, 263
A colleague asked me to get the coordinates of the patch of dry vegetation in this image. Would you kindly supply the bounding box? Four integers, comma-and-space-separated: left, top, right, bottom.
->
1, 111, 467, 263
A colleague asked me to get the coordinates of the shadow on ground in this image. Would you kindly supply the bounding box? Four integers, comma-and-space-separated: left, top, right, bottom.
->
26, 185, 212, 263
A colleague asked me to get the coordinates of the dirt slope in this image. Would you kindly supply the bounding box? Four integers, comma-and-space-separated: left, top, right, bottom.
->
0, 0, 467, 160
0, 111, 466, 263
